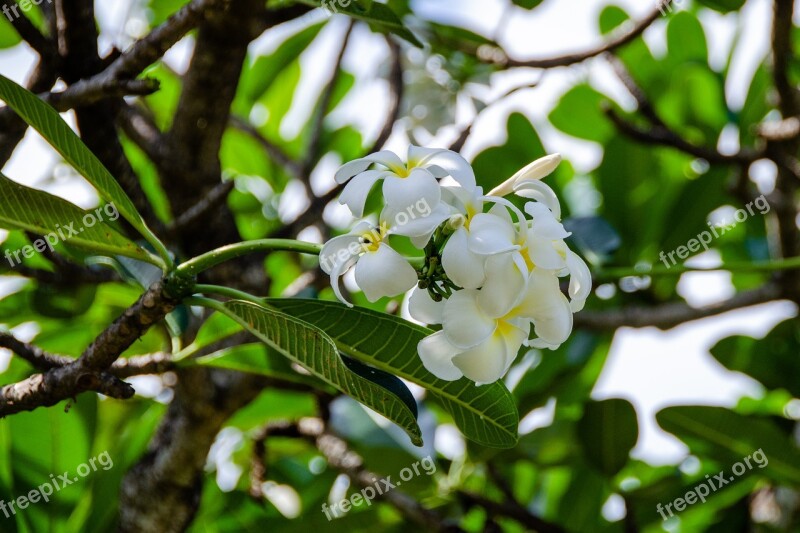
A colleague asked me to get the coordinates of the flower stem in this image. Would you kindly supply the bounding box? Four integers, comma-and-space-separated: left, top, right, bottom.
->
194, 284, 264, 306
176, 239, 322, 277
595, 255, 800, 281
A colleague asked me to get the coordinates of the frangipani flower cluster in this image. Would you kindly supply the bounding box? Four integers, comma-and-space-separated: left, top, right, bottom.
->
320, 146, 591, 385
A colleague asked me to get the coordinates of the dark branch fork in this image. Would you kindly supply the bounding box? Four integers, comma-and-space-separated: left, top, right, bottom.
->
0, 280, 182, 417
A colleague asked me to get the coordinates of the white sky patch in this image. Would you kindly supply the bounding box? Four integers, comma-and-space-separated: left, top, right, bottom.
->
594, 300, 797, 465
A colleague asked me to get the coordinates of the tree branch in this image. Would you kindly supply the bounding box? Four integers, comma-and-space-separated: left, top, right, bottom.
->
273, 35, 404, 239
458, 491, 565, 533
574, 283, 783, 330
485, 3, 669, 69
262, 418, 461, 531
0, 280, 182, 417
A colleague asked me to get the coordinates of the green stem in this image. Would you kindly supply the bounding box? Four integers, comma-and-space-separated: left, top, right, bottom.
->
194, 284, 265, 306
595, 255, 800, 282
176, 239, 322, 277
185, 295, 227, 314
143, 227, 174, 271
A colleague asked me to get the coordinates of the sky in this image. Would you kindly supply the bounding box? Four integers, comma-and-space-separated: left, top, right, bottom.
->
0, 0, 798, 466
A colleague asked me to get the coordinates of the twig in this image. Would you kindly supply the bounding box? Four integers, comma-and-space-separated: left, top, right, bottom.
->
448, 80, 539, 153
0, 280, 184, 416
574, 283, 782, 330
273, 35, 404, 239
255, 418, 459, 530
229, 115, 303, 180
7, 4, 54, 62
458, 491, 565, 533
604, 55, 760, 164
0, 333, 176, 377
168, 180, 235, 233
301, 21, 355, 175
484, 3, 669, 69
605, 108, 757, 164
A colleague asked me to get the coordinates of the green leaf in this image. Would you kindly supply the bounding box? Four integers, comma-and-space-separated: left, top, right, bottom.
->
0, 173, 157, 264
666, 11, 708, 66
0, 15, 22, 49
297, 0, 422, 46
236, 22, 325, 109
266, 298, 520, 448
598, 5, 629, 35
548, 84, 614, 143
472, 112, 548, 194
3, 396, 97, 533
577, 398, 638, 476
511, 0, 544, 9
0, 74, 169, 267
217, 299, 423, 446
189, 343, 325, 388
656, 406, 800, 485
710, 319, 800, 398
695, 0, 746, 13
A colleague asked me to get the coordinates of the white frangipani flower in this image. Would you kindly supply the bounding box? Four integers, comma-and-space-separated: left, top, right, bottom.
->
323, 146, 590, 384
334, 146, 476, 217
319, 220, 417, 305
411, 289, 528, 384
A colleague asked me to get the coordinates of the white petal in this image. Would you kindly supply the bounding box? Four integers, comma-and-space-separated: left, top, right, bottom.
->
441, 185, 482, 215
519, 270, 573, 346
477, 253, 527, 318
441, 228, 486, 289
443, 290, 496, 349
488, 154, 561, 197
527, 202, 569, 240
354, 243, 418, 301
566, 249, 592, 312
516, 180, 562, 220
418, 331, 463, 381
329, 252, 359, 307
451, 335, 507, 384
527, 236, 567, 270
338, 170, 390, 217
468, 213, 518, 255
514, 154, 561, 183
383, 202, 450, 239
334, 150, 404, 183
408, 287, 444, 325
382, 169, 442, 214
319, 234, 361, 274
409, 147, 477, 190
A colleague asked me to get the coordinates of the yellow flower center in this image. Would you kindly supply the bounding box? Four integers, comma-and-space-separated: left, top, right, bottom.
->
360, 222, 389, 253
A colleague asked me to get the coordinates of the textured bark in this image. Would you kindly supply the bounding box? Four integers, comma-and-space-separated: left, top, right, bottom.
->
0, 281, 180, 416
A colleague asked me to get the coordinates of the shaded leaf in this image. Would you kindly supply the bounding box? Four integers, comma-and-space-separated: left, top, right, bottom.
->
657, 406, 800, 485
577, 398, 638, 476
0, 173, 156, 264
266, 298, 519, 448
218, 300, 423, 446
0, 74, 166, 264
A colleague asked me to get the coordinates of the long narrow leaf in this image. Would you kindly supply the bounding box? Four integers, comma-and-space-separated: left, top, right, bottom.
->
214, 300, 423, 446
266, 298, 520, 448
0, 173, 158, 265
0, 74, 169, 267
